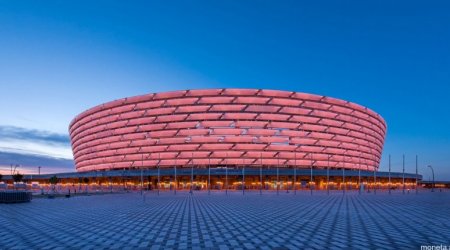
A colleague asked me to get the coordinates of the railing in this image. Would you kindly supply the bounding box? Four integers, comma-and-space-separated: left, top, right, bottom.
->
0, 191, 33, 203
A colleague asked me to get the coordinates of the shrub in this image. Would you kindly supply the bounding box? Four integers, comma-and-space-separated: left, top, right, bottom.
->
12, 173, 24, 183
49, 175, 59, 193
83, 177, 89, 193
49, 175, 59, 185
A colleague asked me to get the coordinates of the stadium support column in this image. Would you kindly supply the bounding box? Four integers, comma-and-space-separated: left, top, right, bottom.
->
174, 158, 177, 195
310, 153, 313, 196
190, 152, 194, 195
358, 156, 361, 195
109, 167, 113, 193
225, 153, 228, 195
342, 163, 345, 195
260, 153, 263, 195
277, 154, 280, 195
286, 161, 289, 194
366, 164, 370, 193
327, 155, 330, 195
208, 156, 211, 195
294, 152, 297, 195
141, 154, 144, 196
242, 159, 245, 195
157, 153, 160, 196
372, 153, 376, 194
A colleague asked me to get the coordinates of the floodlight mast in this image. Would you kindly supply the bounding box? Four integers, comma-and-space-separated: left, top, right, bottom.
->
427, 165, 435, 192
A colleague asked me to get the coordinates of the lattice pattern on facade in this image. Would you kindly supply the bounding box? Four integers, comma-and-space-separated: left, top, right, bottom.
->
69, 89, 386, 172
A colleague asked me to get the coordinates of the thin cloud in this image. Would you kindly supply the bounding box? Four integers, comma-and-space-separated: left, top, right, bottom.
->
0, 125, 70, 145
0, 125, 73, 159
0, 151, 74, 174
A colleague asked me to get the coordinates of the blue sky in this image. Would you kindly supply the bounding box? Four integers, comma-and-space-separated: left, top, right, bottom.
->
0, 1, 449, 180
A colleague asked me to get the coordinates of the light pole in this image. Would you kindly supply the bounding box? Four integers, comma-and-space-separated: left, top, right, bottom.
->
402, 154, 405, 194
428, 165, 435, 192
415, 155, 418, 195
388, 154, 391, 194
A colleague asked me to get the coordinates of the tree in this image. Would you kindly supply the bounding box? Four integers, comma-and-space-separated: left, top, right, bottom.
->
83, 177, 90, 193
49, 175, 59, 185
12, 173, 24, 183
49, 175, 59, 193
0, 173, 3, 182
11, 173, 24, 190
78, 177, 83, 192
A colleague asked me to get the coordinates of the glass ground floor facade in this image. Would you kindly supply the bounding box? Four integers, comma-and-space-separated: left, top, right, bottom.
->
2, 168, 423, 192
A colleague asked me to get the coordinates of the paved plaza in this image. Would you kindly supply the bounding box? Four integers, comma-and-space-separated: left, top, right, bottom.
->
1, 190, 449, 249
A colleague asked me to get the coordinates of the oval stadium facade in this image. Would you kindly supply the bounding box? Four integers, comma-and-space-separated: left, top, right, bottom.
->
69, 89, 386, 173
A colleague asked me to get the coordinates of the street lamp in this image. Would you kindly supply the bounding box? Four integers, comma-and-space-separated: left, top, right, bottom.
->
415, 155, 418, 195
388, 154, 391, 194
427, 165, 435, 192
402, 154, 405, 194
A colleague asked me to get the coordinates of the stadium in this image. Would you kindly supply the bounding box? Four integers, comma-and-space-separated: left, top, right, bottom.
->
70, 88, 386, 171
58, 89, 419, 191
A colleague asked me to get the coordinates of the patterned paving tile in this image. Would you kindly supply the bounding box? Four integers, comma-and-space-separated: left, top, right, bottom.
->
0, 190, 449, 249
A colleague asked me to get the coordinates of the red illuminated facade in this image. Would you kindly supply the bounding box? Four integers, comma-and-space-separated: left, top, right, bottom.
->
69, 89, 386, 172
